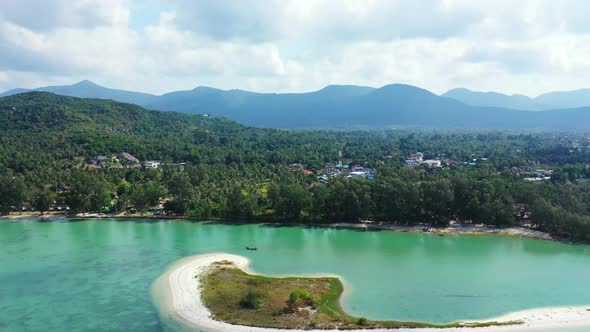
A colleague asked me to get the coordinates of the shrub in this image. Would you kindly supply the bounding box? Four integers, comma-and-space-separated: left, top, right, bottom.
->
356, 317, 367, 326
239, 290, 263, 309
287, 288, 316, 312
288, 289, 312, 306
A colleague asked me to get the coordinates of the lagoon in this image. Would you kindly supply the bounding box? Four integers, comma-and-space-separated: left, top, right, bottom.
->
1, 219, 589, 331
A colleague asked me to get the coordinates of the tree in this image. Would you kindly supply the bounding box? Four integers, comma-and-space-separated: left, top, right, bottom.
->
372, 176, 420, 224
421, 179, 454, 226
288, 289, 313, 307
325, 178, 371, 222
0, 173, 26, 214
308, 185, 330, 222
129, 181, 167, 213
88, 180, 112, 213
223, 184, 258, 219
116, 180, 132, 197
239, 290, 263, 309
268, 183, 310, 222
32, 188, 54, 214
165, 172, 196, 214
64, 171, 111, 213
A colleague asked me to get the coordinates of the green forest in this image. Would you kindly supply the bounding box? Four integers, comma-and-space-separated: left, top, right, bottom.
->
2, 92, 590, 242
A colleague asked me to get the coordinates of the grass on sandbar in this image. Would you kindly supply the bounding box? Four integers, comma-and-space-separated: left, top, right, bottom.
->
200, 262, 521, 330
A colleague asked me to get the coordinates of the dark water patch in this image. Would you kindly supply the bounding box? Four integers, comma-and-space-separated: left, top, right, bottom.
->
444, 294, 488, 298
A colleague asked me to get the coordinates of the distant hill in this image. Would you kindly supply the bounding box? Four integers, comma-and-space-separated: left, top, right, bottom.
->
0, 91, 242, 135
442, 88, 541, 110
3, 82, 590, 129
443, 88, 590, 111
0, 91, 324, 174
0, 80, 158, 106
535, 89, 590, 109
153, 83, 590, 129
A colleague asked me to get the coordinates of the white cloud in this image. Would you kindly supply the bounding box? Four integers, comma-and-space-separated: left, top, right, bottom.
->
171, 0, 481, 42
0, 0, 130, 31
1, 0, 590, 96
0, 5, 287, 93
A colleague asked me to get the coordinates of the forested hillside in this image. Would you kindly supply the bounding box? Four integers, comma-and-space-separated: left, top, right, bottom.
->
1, 92, 590, 242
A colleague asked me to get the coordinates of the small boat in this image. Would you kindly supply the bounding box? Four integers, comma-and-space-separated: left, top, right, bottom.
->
245, 246, 258, 251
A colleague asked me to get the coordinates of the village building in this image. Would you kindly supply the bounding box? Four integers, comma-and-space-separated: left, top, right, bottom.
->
144, 161, 160, 169
422, 160, 442, 168
121, 152, 139, 163
350, 164, 365, 172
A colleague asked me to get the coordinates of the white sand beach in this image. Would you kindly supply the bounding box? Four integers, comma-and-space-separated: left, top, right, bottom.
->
152, 253, 590, 332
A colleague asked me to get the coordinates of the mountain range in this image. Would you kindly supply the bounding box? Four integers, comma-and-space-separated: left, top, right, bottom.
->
3, 80, 590, 129
442, 88, 590, 110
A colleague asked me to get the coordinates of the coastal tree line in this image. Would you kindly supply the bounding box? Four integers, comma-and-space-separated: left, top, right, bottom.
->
1, 92, 590, 243
2, 164, 590, 242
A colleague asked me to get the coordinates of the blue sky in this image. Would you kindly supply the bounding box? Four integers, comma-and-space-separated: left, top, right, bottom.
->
1, 0, 589, 96
128, 0, 171, 30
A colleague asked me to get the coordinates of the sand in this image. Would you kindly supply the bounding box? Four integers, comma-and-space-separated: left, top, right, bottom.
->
152, 252, 590, 332
328, 223, 554, 241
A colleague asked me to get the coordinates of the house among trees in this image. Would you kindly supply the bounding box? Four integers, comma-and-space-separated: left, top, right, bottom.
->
121, 152, 139, 163
144, 161, 160, 169
422, 160, 442, 168
351, 165, 365, 172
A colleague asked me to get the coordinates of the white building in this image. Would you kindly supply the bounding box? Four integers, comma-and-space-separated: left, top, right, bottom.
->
144, 161, 160, 169
350, 171, 367, 178
422, 160, 442, 168
405, 159, 421, 167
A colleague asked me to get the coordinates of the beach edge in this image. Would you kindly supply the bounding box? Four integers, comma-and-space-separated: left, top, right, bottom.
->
150, 253, 590, 332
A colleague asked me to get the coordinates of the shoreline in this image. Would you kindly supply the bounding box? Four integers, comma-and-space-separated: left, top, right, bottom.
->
1, 213, 558, 242
320, 222, 554, 241
152, 253, 590, 332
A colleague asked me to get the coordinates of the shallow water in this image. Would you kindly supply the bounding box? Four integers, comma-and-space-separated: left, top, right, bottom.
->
1, 219, 589, 331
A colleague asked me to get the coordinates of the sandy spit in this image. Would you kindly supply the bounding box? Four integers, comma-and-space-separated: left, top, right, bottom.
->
151, 253, 590, 332
328, 223, 554, 241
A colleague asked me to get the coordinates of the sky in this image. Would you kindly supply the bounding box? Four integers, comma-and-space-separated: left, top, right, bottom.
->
1, 0, 590, 96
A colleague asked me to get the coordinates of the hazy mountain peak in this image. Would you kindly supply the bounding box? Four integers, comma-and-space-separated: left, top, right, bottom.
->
72, 80, 100, 87
315, 84, 375, 98
444, 87, 590, 110
192, 86, 222, 92
446, 88, 529, 99
535, 89, 590, 109
374, 84, 437, 97
319, 84, 372, 91
442, 88, 540, 110
379, 83, 429, 91
445, 87, 471, 94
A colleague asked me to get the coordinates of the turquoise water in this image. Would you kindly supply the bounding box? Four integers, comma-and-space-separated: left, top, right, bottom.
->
1, 219, 590, 331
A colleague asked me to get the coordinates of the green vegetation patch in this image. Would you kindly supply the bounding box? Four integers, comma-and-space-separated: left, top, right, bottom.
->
200, 262, 522, 329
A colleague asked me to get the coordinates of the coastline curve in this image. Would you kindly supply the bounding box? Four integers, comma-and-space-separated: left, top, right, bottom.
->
150, 253, 590, 332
